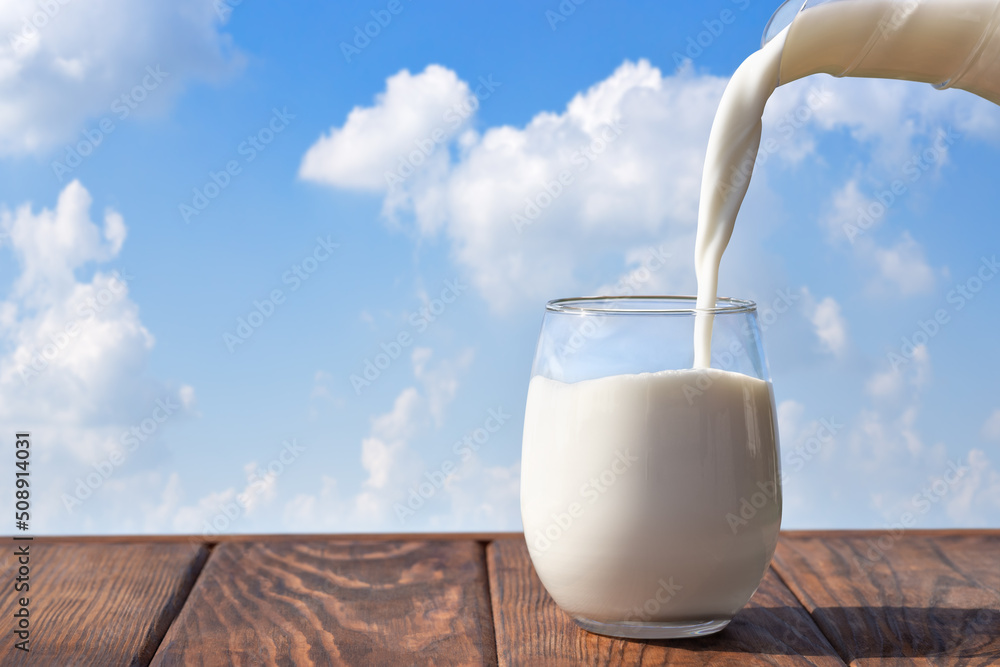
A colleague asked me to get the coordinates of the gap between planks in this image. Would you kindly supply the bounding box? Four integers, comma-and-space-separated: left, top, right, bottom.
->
478, 539, 502, 664
769, 549, 851, 666
142, 541, 218, 666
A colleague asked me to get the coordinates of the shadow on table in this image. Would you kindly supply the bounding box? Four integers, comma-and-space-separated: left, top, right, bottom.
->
634, 606, 1000, 659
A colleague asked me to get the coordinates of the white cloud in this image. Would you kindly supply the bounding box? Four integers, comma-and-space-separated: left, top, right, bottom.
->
142, 472, 183, 533
291, 347, 473, 528
770, 399, 848, 527
0, 182, 188, 463
801, 79, 993, 299
179, 384, 196, 410
802, 358, 966, 526
854, 351, 934, 476
172, 487, 238, 533
171, 461, 279, 533
777, 399, 805, 442
793, 341, 988, 527
594, 241, 685, 297
822, 181, 940, 297
284, 345, 524, 531
982, 409, 1000, 441
308, 369, 345, 417
3, 180, 124, 298
871, 232, 936, 296
787, 77, 992, 169
810, 296, 848, 355
299, 65, 472, 190
412, 345, 474, 425
0, 181, 193, 532
779, 346, 986, 529
946, 449, 1000, 525
302, 60, 730, 310
354, 385, 424, 520
310, 370, 333, 400
822, 179, 871, 243
300, 62, 993, 313
860, 404, 926, 463
0, 0, 239, 155
866, 343, 931, 401
866, 366, 904, 401
284, 475, 339, 530
354, 347, 477, 520
433, 458, 521, 531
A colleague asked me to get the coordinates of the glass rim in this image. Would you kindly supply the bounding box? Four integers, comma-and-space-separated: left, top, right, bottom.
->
545, 295, 757, 315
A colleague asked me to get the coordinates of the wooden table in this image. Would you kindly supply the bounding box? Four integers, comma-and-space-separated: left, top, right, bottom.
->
1, 530, 996, 665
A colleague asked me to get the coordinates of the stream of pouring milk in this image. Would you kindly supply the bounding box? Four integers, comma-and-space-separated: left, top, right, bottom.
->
694, 0, 1000, 367
693, 30, 786, 368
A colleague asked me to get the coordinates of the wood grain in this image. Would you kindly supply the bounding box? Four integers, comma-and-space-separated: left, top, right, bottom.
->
7, 529, 992, 545
772, 533, 1000, 666
150, 539, 497, 666
0, 532, 525, 545
0, 541, 208, 666
487, 536, 845, 666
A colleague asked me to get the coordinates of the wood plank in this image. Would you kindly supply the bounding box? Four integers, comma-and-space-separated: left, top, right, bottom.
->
0, 541, 209, 666
487, 536, 845, 666
151, 539, 497, 666
6, 529, 994, 545
779, 530, 1000, 540
0, 532, 524, 545
772, 533, 1000, 666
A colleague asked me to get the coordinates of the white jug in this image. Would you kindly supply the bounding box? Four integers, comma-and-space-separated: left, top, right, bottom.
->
764, 0, 1000, 104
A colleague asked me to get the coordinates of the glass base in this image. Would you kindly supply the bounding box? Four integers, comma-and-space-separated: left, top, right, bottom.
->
573, 616, 731, 639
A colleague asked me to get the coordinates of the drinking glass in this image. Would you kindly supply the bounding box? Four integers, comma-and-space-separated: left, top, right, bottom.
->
520, 296, 781, 639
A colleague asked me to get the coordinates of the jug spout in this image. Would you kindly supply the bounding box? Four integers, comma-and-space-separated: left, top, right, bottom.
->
763, 0, 805, 46
763, 0, 1000, 106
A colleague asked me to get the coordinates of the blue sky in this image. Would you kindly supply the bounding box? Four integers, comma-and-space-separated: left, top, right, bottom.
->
0, 0, 997, 535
